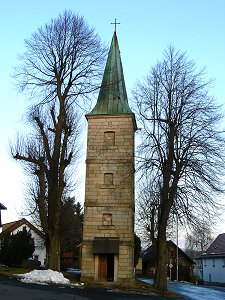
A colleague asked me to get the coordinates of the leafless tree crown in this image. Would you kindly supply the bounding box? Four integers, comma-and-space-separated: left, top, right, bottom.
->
133, 46, 225, 290
134, 46, 225, 226
10, 11, 106, 271
14, 10, 106, 106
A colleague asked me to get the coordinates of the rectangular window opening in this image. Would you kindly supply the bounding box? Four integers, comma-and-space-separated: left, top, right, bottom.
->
104, 131, 115, 147
102, 213, 112, 226
104, 173, 113, 185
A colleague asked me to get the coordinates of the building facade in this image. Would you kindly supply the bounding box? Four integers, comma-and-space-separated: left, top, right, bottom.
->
81, 31, 136, 284
142, 240, 195, 282
201, 254, 225, 284
1, 218, 46, 265
198, 233, 225, 285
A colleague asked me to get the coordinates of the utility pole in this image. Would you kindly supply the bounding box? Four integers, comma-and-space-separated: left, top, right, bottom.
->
176, 213, 179, 281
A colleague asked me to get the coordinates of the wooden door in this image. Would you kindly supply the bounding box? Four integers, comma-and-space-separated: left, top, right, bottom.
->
98, 255, 107, 281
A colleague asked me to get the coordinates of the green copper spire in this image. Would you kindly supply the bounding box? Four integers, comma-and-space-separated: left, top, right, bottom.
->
89, 32, 133, 115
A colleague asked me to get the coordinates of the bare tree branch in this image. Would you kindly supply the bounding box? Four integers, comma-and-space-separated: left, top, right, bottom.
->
133, 46, 225, 291
10, 11, 105, 271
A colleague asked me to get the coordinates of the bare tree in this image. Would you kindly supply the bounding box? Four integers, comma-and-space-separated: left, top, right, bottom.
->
135, 176, 160, 247
133, 46, 225, 291
135, 176, 176, 249
185, 220, 214, 257
10, 11, 106, 271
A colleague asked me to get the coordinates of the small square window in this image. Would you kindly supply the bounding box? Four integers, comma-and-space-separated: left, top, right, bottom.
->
104, 173, 113, 185
102, 213, 112, 226
104, 131, 115, 146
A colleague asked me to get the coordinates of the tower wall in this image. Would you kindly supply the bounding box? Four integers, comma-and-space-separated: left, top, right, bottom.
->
81, 114, 135, 284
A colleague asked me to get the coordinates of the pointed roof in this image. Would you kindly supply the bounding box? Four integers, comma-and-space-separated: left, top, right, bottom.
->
141, 240, 195, 265
204, 233, 225, 255
1, 218, 45, 239
0, 203, 7, 210
88, 32, 133, 115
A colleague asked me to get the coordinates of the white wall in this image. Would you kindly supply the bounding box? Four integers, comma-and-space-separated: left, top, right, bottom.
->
202, 257, 225, 284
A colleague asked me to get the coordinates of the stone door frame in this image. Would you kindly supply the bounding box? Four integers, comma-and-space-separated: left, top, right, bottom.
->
94, 254, 118, 282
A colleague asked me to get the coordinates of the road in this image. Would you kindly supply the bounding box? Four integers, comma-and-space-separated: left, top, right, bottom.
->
169, 281, 225, 300
0, 275, 184, 300
140, 278, 225, 300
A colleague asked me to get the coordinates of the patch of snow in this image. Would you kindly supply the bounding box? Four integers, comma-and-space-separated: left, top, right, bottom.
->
20, 278, 49, 285
16, 269, 70, 285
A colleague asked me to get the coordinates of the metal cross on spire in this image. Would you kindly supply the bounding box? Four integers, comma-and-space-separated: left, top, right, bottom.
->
111, 18, 120, 33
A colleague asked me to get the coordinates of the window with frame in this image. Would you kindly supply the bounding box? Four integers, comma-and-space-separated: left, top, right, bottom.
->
102, 213, 112, 226
104, 173, 113, 185
104, 131, 115, 146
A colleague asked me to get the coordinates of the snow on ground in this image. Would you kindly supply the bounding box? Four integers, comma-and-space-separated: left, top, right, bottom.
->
140, 278, 225, 300
15, 269, 83, 287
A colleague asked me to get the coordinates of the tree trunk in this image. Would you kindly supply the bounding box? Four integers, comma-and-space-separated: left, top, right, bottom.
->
48, 233, 61, 271
154, 232, 168, 291
154, 201, 169, 292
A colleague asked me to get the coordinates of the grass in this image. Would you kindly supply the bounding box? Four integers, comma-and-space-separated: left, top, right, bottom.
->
133, 280, 182, 298
80, 278, 181, 298
0, 265, 33, 277
62, 271, 81, 283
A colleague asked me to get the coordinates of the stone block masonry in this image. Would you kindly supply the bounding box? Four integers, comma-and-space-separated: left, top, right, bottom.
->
81, 114, 136, 284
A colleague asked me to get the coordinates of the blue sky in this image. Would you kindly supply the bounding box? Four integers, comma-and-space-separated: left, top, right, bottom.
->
0, 0, 225, 235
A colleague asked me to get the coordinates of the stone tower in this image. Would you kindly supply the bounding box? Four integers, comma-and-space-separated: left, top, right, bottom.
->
81, 31, 137, 284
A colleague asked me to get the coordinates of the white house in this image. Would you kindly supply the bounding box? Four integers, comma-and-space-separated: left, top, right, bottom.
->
1, 218, 46, 266
200, 233, 225, 285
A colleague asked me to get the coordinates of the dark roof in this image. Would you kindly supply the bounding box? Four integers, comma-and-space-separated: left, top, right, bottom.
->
200, 252, 225, 258
142, 240, 195, 265
1, 218, 45, 239
204, 233, 225, 255
88, 32, 135, 117
141, 245, 155, 265
0, 203, 7, 210
169, 240, 195, 264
